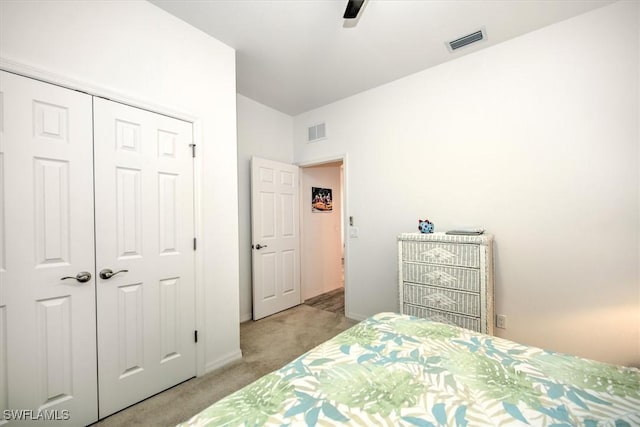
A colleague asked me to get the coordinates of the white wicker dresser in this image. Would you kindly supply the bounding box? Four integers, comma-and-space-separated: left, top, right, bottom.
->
398, 232, 494, 334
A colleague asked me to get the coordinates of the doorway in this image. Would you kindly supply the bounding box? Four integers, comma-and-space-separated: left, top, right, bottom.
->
299, 158, 347, 316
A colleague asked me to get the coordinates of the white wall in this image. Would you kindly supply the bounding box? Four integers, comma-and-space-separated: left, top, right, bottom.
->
0, 0, 241, 371
638, 2, 640, 366
236, 95, 294, 321
301, 164, 343, 300
294, 1, 640, 367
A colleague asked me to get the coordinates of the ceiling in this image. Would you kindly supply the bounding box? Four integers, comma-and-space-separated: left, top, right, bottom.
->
150, 0, 614, 116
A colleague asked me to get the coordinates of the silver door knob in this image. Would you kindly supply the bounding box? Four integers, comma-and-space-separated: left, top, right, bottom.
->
61, 271, 92, 283
99, 268, 129, 279
255, 244, 268, 250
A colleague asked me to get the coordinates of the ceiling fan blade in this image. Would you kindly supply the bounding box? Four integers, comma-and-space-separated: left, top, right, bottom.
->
343, 0, 365, 19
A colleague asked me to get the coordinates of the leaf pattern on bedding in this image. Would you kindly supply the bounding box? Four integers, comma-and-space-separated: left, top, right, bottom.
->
318, 363, 423, 416
179, 313, 640, 427
332, 322, 379, 347
445, 347, 542, 407
531, 353, 640, 399
186, 372, 294, 426
392, 317, 461, 341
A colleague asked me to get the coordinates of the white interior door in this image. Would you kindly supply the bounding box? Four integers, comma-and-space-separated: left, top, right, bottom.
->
251, 157, 300, 320
93, 98, 196, 417
0, 71, 98, 424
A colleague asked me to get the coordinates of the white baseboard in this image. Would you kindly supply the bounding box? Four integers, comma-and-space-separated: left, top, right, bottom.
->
240, 311, 252, 322
204, 349, 243, 374
345, 310, 368, 322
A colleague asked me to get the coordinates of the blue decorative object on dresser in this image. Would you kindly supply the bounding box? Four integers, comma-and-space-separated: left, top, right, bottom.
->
418, 219, 434, 233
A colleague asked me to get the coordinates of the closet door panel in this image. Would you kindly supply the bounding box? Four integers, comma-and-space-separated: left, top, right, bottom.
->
0, 307, 6, 421
94, 98, 196, 418
0, 87, 7, 422
0, 71, 97, 425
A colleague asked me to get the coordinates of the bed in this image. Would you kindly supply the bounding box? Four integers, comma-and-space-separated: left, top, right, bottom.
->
180, 312, 640, 426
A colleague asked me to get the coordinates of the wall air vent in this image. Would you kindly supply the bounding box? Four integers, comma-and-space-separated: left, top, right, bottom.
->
307, 122, 326, 142
447, 28, 486, 52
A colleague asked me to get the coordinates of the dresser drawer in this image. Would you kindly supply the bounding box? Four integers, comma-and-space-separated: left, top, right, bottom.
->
403, 283, 480, 316
403, 303, 480, 332
402, 263, 479, 292
401, 241, 479, 268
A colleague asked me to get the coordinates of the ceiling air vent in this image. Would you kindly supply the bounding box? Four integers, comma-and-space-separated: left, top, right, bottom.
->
447, 28, 486, 52
307, 122, 326, 142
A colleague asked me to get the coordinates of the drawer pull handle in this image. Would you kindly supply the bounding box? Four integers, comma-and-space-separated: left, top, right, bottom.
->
423, 294, 457, 309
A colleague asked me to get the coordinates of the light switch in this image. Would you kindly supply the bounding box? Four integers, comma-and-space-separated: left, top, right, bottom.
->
349, 227, 359, 238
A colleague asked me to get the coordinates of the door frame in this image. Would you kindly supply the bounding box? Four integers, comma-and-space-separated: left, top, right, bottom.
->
0, 59, 207, 376
297, 154, 350, 318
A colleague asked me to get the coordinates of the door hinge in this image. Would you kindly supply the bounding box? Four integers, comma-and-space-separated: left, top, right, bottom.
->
194, 330, 198, 343
189, 143, 196, 158
193, 237, 197, 250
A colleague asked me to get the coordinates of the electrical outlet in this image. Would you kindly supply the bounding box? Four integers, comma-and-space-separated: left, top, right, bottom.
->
496, 314, 507, 329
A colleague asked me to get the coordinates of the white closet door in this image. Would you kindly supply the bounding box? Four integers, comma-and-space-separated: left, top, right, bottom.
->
93, 98, 196, 418
0, 71, 98, 424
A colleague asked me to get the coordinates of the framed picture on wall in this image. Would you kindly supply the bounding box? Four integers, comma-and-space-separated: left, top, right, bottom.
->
312, 187, 333, 212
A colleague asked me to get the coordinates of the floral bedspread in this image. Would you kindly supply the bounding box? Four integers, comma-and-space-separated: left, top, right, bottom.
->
180, 312, 640, 426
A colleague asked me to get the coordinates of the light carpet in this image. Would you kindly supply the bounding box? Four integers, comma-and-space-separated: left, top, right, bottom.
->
92, 304, 357, 426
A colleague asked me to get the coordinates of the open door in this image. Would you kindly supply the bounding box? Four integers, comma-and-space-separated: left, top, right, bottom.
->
251, 157, 300, 320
